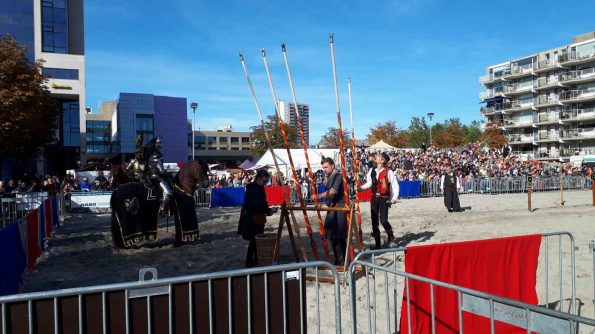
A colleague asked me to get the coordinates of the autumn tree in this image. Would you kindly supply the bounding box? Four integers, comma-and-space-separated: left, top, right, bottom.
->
0, 35, 60, 176
250, 115, 300, 155
318, 127, 350, 148
367, 121, 409, 147
480, 121, 507, 148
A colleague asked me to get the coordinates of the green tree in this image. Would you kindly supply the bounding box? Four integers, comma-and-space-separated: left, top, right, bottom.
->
462, 120, 482, 143
406, 117, 430, 148
0, 35, 60, 176
250, 115, 300, 155
318, 127, 350, 148
433, 118, 466, 148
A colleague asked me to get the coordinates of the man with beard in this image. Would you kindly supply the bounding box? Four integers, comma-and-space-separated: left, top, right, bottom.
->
440, 164, 461, 212
318, 157, 347, 265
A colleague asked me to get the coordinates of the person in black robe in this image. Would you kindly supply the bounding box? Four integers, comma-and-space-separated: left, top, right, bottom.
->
440, 165, 461, 212
237, 170, 278, 267
318, 157, 347, 265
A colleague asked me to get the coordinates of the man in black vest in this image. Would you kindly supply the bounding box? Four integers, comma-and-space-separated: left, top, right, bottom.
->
358, 152, 399, 248
440, 165, 461, 212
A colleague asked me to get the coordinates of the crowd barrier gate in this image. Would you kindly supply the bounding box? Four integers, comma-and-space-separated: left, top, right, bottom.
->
346, 232, 585, 333
348, 260, 595, 334
0, 261, 342, 334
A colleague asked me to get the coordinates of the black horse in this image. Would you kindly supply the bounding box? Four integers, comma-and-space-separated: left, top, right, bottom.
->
110, 161, 210, 248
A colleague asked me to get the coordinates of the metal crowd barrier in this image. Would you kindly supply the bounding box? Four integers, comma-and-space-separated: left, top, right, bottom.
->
0, 261, 342, 334
348, 260, 595, 334
419, 175, 590, 197
346, 232, 584, 333
1, 192, 49, 230
194, 188, 211, 208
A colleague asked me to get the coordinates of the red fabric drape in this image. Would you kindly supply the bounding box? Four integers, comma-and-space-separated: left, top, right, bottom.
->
26, 209, 42, 269
400, 235, 542, 334
44, 199, 53, 237
265, 186, 290, 205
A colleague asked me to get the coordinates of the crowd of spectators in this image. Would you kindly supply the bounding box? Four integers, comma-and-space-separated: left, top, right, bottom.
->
357, 142, 593, 182
0, 172, 110, 197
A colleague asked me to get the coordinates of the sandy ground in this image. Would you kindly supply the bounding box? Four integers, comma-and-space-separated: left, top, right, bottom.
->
19, 190, 595, 333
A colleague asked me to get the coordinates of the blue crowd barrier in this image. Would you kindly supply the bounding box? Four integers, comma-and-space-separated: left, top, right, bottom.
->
0, 221, 27, 296
399, 180, 421, 197
210, 187, 245, 208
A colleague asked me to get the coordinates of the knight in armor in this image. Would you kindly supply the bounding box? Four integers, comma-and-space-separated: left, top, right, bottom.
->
143, 137, 173, 214
125, 134, 146, 182
358, 152, 399, 249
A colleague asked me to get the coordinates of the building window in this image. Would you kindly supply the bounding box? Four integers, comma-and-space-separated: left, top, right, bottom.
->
41, 0, 69, 53
231, 137, 239, 144
241, 137, 250, 143
242, 147, 251, 151
62, 101, 79, 147
219, 137, 228, 143
43, 67, 79, 80
135, 114, 153, 145
231, 148, 239, 151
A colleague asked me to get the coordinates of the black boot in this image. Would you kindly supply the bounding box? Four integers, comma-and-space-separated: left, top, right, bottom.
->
386, 232, 395, 247
332, 239, 345, 265
372, 233, 382, 249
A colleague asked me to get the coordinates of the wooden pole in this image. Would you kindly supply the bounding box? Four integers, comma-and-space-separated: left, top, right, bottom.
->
239, 53, 308, 262
560, 175, 565, 206
527, 175, 532, 213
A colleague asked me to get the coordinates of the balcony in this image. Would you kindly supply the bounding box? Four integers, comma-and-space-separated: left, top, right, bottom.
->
507, 134, 536, 144
535, 59, 564, 73
535, 150, 560, 160
559, 88, 595, 103
560, 108, 595, 122
559, 67, 595, 85
535, 113, 560, 124
480, 106, 500, 116
535, 131, 560, 142
479, 89, 504, 101
502, 82, 536, 96
503, 63, 536, 79
536, 95, 562, 107
559, 50, 595, 66
535, 77, 561, 90
561, 127, 595, 140
501, 99, 535, 112
479, 70, 510, 85
502, 118, 533, 129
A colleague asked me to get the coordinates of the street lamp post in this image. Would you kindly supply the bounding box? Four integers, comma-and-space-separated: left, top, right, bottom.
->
427, 112, 435, 145
191, 102, 198, 161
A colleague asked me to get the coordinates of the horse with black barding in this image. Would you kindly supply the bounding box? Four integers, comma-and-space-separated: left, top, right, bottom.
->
110, 160, 210, 248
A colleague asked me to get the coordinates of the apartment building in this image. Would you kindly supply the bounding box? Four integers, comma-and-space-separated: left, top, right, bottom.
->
277, 100, 310, 146
479, 31, 595, 161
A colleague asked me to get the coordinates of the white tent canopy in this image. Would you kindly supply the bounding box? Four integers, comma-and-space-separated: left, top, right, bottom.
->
368, 140, 395, 150
255, 148, 340, 178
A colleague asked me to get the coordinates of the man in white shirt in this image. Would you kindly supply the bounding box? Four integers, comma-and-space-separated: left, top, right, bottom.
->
358, 152, 400, 248
440, 165, 461, 212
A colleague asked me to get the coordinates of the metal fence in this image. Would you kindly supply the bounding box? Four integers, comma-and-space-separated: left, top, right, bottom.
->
194, 188, 211, 208
346, 232, 585, 333
348, 260, 595, 334
0, 261, 342, 334
1, 192, 50, 230
420, 175, 591, 198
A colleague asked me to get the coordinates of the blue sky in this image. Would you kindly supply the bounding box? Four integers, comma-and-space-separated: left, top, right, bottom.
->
85, 0, 595, 144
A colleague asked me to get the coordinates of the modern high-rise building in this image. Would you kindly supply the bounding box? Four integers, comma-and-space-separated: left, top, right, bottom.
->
111, 93, 188, 163
479, 31, 595, 161
277, 100, 310, 146
1, 0, 86, 175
